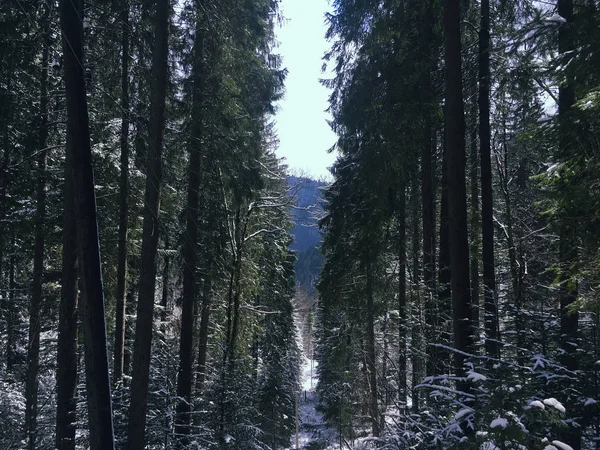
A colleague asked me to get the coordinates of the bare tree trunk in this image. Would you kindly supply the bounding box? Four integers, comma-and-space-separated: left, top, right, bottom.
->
469, 93, 481, 346
397, 181, 407, 407
127, 0, 169, 446
443, 0, 474, 395
175, 22, 203, 439
557, 1, 580, 448
365, 263, 379, 437
479, 0, 499, 359
60, 0, 116, 447
25, 5, 50, 446
195, 275, 213, 392
114, 0, 130, 383
55, 126, 79, 450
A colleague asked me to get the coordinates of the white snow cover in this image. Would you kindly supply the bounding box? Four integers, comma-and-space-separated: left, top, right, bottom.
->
529, 400, 546, 409
543, 398, 566, 413
584, 398, 597, 406
467, 370, 487, 382
455, 407, 474, 421
546, 13, 567, 23
490, 417, 508, 429
551, 441, 574, 450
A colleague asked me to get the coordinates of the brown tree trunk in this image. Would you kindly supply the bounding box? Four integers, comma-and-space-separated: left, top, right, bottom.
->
443, 0, 474, 395
55, 124, 79, 450
127, 0, 169, 447
479, 0, 499, 359
25, 5, 50, 446
60, 0, 116, 447
114, 0, 130, 383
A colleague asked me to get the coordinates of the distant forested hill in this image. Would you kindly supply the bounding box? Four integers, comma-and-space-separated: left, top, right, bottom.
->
288, 176, 326, 291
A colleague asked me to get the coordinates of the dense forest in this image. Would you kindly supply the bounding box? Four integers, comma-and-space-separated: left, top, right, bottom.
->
315, 0, 600, 448
1, 0, 600, 449
1, 0, 302, 448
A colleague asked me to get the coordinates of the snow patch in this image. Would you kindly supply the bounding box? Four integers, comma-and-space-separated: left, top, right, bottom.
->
455, 407, 474, 421
490, 417, 508, 429
529, 400, 545, 409
543, 398, 566, 413
551, 441, 574, 450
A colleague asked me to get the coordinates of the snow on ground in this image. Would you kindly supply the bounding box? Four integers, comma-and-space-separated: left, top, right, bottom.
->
287, 356, 337, 449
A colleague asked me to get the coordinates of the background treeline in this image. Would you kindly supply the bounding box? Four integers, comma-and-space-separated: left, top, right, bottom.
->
0, 0, 302, 449
316, 0, 600, 448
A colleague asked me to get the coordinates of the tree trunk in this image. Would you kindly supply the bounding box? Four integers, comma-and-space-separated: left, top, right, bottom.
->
438, 143, 451, 375
479, 0, 499, 359
365, 263, 379, 437
443, 0, 474, 394
60, 0, 116, 447
420, 0, 438, 379
175, 18, 203, 439
397, 181, 407, 406
557, 0, 580, 447
195, 275, 213, 392
469, 93, 481, 346
55, 126, 79, 450
114, 0, 130, 383
25, 5, 50, 446
127, 0, 169, 446
6, 240, 16, 372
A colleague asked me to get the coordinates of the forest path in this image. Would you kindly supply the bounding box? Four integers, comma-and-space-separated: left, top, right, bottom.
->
287, 356, 336, 449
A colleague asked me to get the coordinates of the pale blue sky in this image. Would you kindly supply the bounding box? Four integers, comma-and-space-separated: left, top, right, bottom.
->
274, 0, 337, 181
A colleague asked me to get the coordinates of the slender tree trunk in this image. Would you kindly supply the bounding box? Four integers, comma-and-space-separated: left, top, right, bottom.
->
444, 0, 474, 394
127, 0, 169, 447
410, 182, 422, 413
365, 263, 379, 437
161, 237, 170, 326
420, 0, 438, 379
6, 240, 16, 372
438, 131, 452, 376
195, 275, 213, 392
479, 0, 499, 359
175, 20, 203, 439
60, 0, 116, 447
25, 5, 50, 446
397, 181, 407, 407
55, 129, 79, 450
557, 1, 580, 448
469, 95, 481, 346
114, 0, 130, 383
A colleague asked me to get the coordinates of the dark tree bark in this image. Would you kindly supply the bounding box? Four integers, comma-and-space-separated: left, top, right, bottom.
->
25, 5, 50, 447
114, 0, 130, 383
59, 0, 116, 447
438, 143, 452, 375
55, 132, 79, 450
443, 0, 474, 393
127, 0, 169, 447
469, 93, 481, 344
365, 263, 380, 437
479, 0, 499, 359
195, 275, 213, 392
397, 181, 407, 406
175, 16, 204, 440
6, 241, 16, 372
557, 0, 580, 447
419, 0, 438, 378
